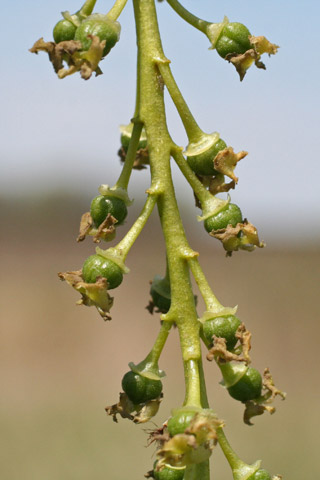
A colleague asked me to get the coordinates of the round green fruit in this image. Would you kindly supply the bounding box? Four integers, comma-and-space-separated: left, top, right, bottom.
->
248, 470, 272, 480
150, 275, 171, 313
227, 367, 262, 402
216, 22, 252, 59
167, 410, 196, 436
202, 315, 241, 350
153, 463, 185, 480
90, 195, 127, 227
186, 138, 227, 176
121, 371, 162, 404
82, 254, 123, 289
74, 14, 120, 56
204, 203, 242, 233
53, 19, 77, 43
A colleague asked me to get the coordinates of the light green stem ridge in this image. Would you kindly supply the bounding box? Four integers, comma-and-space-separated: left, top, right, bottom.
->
188, 257, 223, 311
79, 0, 97, 16
113, 193, 157, 259
107, 0, 129, 21
166, 0, 210, 34
171, 147, 213, 204
116, 120, 144, 190
157, 62, 203, 143
183, 359, 201, 407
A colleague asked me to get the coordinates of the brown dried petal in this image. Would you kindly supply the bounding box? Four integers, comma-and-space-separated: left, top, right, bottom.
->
249, 35, 279, 56
235, 323, 252, 364
118, 146, 150, 170
207, 335, 250, 363
105, 392, 135, 422
225, 49, 261, 81
213, 147, 247, 183
210, 220, 265, 255
77, 212, 93, 242
208, 174, 235, 195
243, 401, 275, 426
262, 368, 286, 402
58, 270, 113, 320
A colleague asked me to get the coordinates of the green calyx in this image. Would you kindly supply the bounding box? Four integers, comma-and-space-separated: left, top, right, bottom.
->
120, 123, 148, 152
248, 469, 272, 480
82, 254, 123, 289
204, 203, 242, 233
150, 275, 171, 313
216, 22, 252, 59
121, 370, 163, 404
202, 315, 241, 350
153, 462, 185, 480
90, 195, 128, 227
74, 14, 121, 57
187, 138, 227, 176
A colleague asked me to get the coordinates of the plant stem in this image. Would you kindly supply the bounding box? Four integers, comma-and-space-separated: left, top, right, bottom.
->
188, 257, 224, 312
79, 0, 97, 16
115, 120, 144, 190
113, 192, 157, 259
107, 0, 129, 21
144, 320, 173, 368
166, 0, 210, 34
157, 62, 203, 143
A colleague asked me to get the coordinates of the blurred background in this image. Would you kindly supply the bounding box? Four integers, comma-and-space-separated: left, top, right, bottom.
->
1, 0, 319, 479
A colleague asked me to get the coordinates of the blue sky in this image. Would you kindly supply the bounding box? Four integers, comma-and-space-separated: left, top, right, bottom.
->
1, 0, 319, 242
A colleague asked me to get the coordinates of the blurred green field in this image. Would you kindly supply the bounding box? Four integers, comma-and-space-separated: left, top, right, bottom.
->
1, 195, 319, 479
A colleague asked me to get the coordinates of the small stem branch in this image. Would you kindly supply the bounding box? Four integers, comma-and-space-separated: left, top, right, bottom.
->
79, 0, 97, 16
166, 0, 210, 34
188, 257, 224, 312
115, 120, 144, 190
157, 62, 203, 143
114, 193, 157, 259
217, 428, 243, 470
107, 0, 129, 21
145, 320, 173, 366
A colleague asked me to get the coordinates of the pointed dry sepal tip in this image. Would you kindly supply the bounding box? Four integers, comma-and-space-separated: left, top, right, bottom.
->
209, 219, 265, 256
58, 270, 113, 320
214, 148, 247, 183
105, 392, 162, 424
213, 22, 279, 80
77, 211, 117, 243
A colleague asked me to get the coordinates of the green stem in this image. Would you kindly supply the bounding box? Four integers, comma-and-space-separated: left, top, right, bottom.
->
79, 0, 97, 16
188, 257, 223, 312
171, 147, 213, 204
184, 462, 210, 480
113, 192, 157, 259
107, 0, 129, 21
183, 359, 201, 407
115, 120, 144, 190
166, 0, 210, 34
144, 320, 173, 367
217, 428, 242, 471
157, 62, 203, 143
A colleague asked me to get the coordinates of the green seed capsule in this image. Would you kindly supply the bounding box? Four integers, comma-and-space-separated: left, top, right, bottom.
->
150, 275, 171, 313
74, 14, 120, 56
202, 315, 241, 350
167, 410, 196, 436
53, 19, 77, 43
82, 254, 123, 289
216, 23, 252, 59
227, 367, 262, 402
153, 462, 185, 480
187, 138, 227, 176
204, 203, 242, 233
121, 371, 162, 404
248, 470, 272, 480
121, 132, 147, 153
90, 195, 127, 227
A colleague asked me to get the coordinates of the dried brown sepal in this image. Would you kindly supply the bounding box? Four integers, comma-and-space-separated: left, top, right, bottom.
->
118, 146, 150, 170
58, 270, 113, 320
243, 400, 275, 426
30, 35, 105, 80
235, 323, 252, 364
210, 220, 265, 256
144, 470, 155, 479
262, 368, 286, 402
208, 173, 236, 195
77, 212, 117, 243
206, 335, 250, 363
105, 392, 135, 422
213, 147, 247, 183
249, 35, 279, 56
225, 49, 263, 81
105, 392, 162, 424
146, 300, 156, 314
